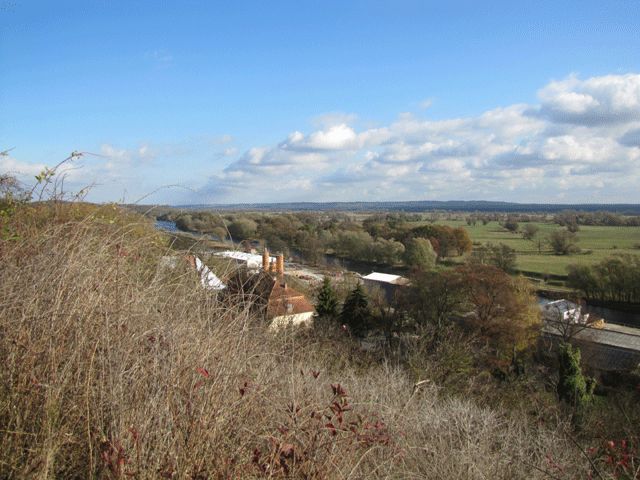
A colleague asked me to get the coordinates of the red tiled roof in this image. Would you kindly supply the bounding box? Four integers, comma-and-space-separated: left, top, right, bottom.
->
225, 269, 315, 319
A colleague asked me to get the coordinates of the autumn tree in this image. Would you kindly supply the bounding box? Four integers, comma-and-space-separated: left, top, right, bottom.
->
459, 265, 540, 359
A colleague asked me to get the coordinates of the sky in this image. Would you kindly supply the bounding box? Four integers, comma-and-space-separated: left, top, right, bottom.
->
1, 0, 639, 204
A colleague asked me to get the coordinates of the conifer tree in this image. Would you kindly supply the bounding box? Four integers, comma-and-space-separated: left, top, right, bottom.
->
341, 284, 370, 336
315, 277, 339, 318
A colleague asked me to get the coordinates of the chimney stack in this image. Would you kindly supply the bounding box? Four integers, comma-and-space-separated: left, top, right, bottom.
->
262, 248, 269, 272
276, 253, 284, 275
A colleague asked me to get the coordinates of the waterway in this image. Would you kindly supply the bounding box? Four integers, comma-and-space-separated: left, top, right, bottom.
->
155, 219, 179, 233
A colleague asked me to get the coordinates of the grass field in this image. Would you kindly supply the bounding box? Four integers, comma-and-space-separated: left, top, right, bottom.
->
425, 220, 640, 277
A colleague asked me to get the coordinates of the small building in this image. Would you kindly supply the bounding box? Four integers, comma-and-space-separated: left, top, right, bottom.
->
541, 299, 589, 324
360, 272, 410, 304
224, 249, 315, 329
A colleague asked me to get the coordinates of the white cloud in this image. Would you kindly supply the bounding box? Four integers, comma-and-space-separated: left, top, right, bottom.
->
1, 155, 46, 179
537, 73, 640, 125
198, 73, 640, 203
282, 124, 360, 151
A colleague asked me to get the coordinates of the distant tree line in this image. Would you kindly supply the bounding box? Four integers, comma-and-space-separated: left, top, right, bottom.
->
554, 210, 640, 227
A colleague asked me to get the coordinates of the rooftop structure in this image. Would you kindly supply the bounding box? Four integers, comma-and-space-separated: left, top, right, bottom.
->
224, 249, 314, 329
361, 272, 410, 304
543, 320, 640, 371
541, 299, 589, 324
186, 255, 226, 291
361, 272, 410, 285
214, 250, 275, 270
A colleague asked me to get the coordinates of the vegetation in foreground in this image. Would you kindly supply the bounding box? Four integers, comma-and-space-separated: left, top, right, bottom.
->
1, 176, 639, 478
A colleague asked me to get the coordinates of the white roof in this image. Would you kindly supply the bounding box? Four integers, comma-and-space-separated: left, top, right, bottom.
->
542, 300, 579, 313
194, 256, 226, 290
362, 272, 409, 285
214, 251, 275, 264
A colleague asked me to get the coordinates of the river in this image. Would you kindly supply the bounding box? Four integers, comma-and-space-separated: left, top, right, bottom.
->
155, 219, 179, 233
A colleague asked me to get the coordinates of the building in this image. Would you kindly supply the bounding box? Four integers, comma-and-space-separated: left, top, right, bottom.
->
360, 272, 410, 304
224, 249, 315, 329
541, 299, 589, 324
213, 250, 275, 271
185, 255, 226, 291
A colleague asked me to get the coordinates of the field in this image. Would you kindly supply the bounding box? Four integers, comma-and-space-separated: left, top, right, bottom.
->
428, 220, 640, 277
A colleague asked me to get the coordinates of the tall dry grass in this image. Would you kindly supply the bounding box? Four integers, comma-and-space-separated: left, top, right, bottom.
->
0, 204, 592, 478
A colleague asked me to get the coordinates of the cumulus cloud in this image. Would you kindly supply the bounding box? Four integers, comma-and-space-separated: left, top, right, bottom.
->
536, 73, 640, 126
1, 155, 46, 179
198, 73, 640, 203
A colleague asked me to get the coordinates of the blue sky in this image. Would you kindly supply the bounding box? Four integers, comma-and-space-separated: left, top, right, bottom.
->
1, 1, 639, 204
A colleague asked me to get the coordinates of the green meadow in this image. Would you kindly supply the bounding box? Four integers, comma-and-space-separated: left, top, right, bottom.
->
430, 220, 640, 277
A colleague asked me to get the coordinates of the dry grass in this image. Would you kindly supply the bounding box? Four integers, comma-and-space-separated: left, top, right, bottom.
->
0, 203, 594, 478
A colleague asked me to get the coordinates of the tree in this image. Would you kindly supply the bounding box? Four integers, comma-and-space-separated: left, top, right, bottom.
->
490, 243, 517, 273
403, 237, 437, 270
227, 218, 258, 240
315, 277, 339, 318
522, 224, 539, 241
341, 284, 370, 336
556, 343, 595, 422
503, 217, 519, 233
548, 230, 579, 255
452, 227, 473, 256
459, 265, 539, 358
403, 269, 465, 344
566, 222, 580, 233
568, 255, 640, 303
371, 237, 405, 265
470, 243, 517, 273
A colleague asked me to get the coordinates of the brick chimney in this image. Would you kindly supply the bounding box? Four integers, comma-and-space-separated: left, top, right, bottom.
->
276, 253, 284, 275
262, 248, 269, 272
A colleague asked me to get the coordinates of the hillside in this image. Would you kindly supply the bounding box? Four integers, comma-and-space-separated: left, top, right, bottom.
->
0, 201, 637, 478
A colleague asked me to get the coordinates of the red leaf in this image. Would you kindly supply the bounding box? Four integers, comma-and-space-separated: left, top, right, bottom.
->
196, 367, 210, 378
